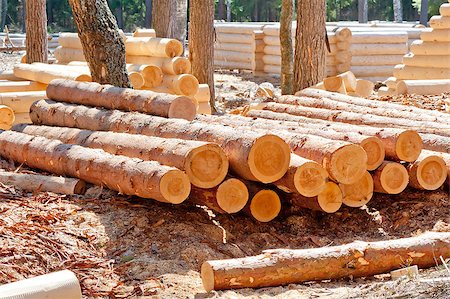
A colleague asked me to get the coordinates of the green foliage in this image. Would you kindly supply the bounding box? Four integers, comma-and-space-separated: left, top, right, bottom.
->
412, 0, 447, 18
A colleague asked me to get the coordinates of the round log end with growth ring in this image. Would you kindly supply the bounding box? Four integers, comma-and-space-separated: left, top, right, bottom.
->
159, 169, 191, 204
185, 143, 229, 188
360, 136, 385, 171
396, 130, 423, 162
73, 180, 87, 195
129, 71, 145, 89
168, 96, 198, 121
249, 190, 281, 222
408, 155, 447, 191
328, 144, 367, 184
248, 135, 291, 183
172, 57, 192, 74
315, 181, 343, 213
294, 160, 328, 197
165, 39, 184, 57
177, 74, 200, 97
216, 178, 249, 213
142, 65, 163, 88
0, 105, 15, 127
339, 171, 374, 207
373, 162, 409, 194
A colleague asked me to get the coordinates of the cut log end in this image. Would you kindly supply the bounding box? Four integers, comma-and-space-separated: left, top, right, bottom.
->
159, 170, 191, 204
74, 74, 92, 82
166, 40, 184, 57
329, 144, 367, 184
339, 171, 374, 207
376, 162, 409, 194
201, 262, 215, 292
216, 178, 249, 213
396, 130, 423, 162
317, 182, 343, 213
185, 144, 229, 188
249, 189, 281, 222
74, 180, 87, 195
360, 137, 385, 171
412, 156, 447, 190
168, 97, 197, 121
142, 65, 163, 88
0, 105, 15, 126
172, 57, 192, 74
294, 161, 328, 197
248, 135, 291, 183
178, 74, 200, 97
129, 72, 145, 89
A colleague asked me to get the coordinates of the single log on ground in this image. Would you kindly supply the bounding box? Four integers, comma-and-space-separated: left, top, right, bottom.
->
287, 181, 342, 213
372, 161, 409, 194
339, 171, 373, 207
420, 29, 450, 42
0, 171, 86, 194
190, 178, 249, 214
0, 130, 191, 203
0, 81, 47, 92
125, 37, 183, 57
394, 65, 450, 80
407, 152, 447, 190
46, 79, 196, 121
0, 91, 47, 113
29, 100, 291, 183
273, 154, 328, 197
0, 105, 15, 128
195, 114, 367, 184
13, 63, 91, 84
201, 231, 450, 291
126, 56, 191, 75
197, 113, 383, 171
133, 28, 156, 38
13, 124, 229, 188
126, 64, 163, 87
162, 74, 199, 96
244, 182, 281, 222
396, 80, 450, 95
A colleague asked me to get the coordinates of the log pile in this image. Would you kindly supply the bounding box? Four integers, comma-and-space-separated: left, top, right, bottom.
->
309, 71, 375, 98
383, 3, 450, 96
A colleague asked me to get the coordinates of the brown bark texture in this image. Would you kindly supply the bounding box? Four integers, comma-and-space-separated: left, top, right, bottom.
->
25, 0, 48, 63
280, 0, 293, 95
68, 0, 130, 87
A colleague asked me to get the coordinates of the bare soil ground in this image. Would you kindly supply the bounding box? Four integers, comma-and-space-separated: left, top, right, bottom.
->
0, 53, 449, 298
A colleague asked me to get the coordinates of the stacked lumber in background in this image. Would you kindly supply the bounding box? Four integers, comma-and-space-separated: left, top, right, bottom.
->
0, 33, 59, 51
261, 24, 352, 77
383, 3, 450, 96
213, 23, 266, 71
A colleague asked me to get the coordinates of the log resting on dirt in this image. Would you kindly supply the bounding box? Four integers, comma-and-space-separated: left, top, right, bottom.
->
0, 130, 191, 203
339, 171, 373, 207
407, 152, 448, 190
287, 181, 342, 213
13, 124, 229, 189
13, 63, 92, 84
372, 162, 409, 194
29, 100, 291, 184
46, 79, 197, 121
244, 182, 281, 222
201, 231, 450, 291
0, 171, 86, 195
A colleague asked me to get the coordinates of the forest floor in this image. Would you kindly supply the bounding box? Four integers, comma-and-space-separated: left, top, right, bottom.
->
0, 52, 449, 298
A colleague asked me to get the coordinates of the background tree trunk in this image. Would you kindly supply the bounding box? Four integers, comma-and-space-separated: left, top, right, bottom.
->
152, 0, 175, 37
226, 0, 231, 22
25, 0, 47, 63
114, 1, 124, 29
173, 0, 187, 49
218, 0, 225, 20
19, 0, 26, 33
189, 0, 216, 113
280, 0, 293, 95
358, 0, 368, 23
68, 0, 130, 88
0, 0, 7, 29
419, 0, 428, 26
293, 0, 326, 92
393, 0, 403, 22
145, 0, 152, 28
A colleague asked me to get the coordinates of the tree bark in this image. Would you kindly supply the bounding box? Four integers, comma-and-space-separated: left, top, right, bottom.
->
293, 0, 326, 91
114, 1, 124, 29
393, 0, 403, 22
68, 0, 130, 88
152, 0, 175, 37
358, 0, 368, 23
189, 0, 216, 112
226, 0, 231, 22
419, 0, 429, 26
218, 0, 225, 20
280, 0, 293, 95
0, 0, 7, 29
25, 0, 47, 63
145, 0, 152, 28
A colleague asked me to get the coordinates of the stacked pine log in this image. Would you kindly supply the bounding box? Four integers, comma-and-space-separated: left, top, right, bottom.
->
261, 24, 352, 77
383, 2, 450, 96
213, 23, 266, 71
310, 71, 375, 98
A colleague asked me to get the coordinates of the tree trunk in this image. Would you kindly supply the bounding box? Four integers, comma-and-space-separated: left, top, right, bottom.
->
68, 0, 130, 88
358, 0, 368, 23
20, 0, 26, 33
280, 0, 293, 95
25, 0, 47, 63
293, 0, 326, 91
114, 1, 124, 29
218, 0, 225, 20
226, 0, 231, 22
145, 0, 152, 28
0, 0, 7, 29
393, 0, 403, 22
189, 0, 216, 112
152, 0, 176, 37
419, 0, 429, 26
173, 0, 188, 48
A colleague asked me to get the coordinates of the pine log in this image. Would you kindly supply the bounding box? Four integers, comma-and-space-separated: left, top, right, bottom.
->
372, 162, 409, 194
245, 183, 281, 222
394, 64, 450, 80
195, 114, 368, 184
0, 171, 86, 194
350, 65, 395, 77
162, 74, 199, 96
126, 56, 191, 75
287, 181, 342, 213
350, 32, 408, 44
0, 130, 191, 203
13, 124, 229, 189
215, 41, 264, 53
0, 70, 27, 81
409, 40, 450, 55
407, 152, 447, 190
194, 84, 211, 103
128, 71, 145, 89
45, 79, 197, 121
13, 63, 91, 84
273, 154, 328, 197
215, 60, 253, 70
215, 33, 254, 44
337, 71, 357, 92
339, 171, 374, 207
57, 33, 83, 49
125, 37, 183, 57
127, 64, 163, 87
421, 150, 450, 187
0, 81, 47, 92
0, 91, 47, 113
350, 43, 408, 55
430, 16, 450, 29
323, 76, 347, 93
12, 113, 31, 125
420, 29, 450, 42
440, 3, 450, 17
215, 24, 265, 34
53, 46, 86, 63
132, 28, 156, 38
402, 54, 450, 69
396, 80, 450, 95
0, 105, 15, 127
215, 50, 255, 63
201, 231, 450, 291
190, 178, 249, 214
355, 79, 375, 97
351, 55, 403, 66
29, 100, 291, 183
